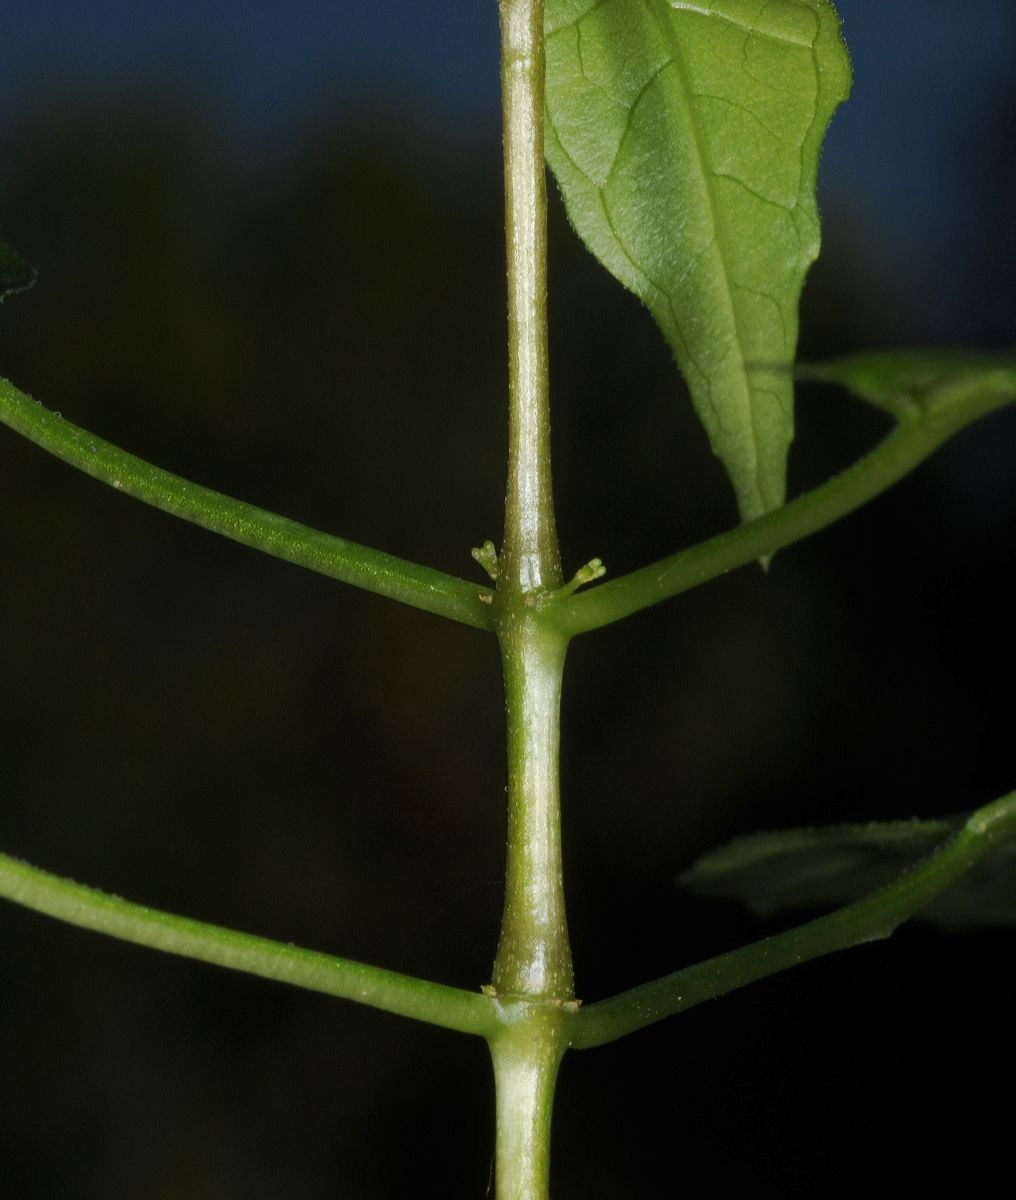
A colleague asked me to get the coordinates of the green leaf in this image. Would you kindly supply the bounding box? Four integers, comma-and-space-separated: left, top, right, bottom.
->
682, 813, 1016, 929
798, 348, 1016, 422
0, 240, 36, 301
544, 0, 851, 523
577, 792, 1016, 1047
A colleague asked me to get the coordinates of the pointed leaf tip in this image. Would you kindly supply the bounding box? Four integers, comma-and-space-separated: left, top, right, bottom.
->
0, 241, 36, 302
545, 0, 851, 523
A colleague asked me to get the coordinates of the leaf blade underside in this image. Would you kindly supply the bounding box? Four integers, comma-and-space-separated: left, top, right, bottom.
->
0, 241, 36, 301
682, 814, 1016, 929
544, 0, 851, 522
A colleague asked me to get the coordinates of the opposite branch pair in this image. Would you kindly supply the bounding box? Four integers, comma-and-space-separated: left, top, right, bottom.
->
3, 790, 1014, 1048
5, 355, 1013, 642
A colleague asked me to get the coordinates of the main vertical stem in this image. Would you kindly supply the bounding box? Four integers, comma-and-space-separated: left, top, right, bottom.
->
498, 0, 561, 596
490, 1017, 569, 1200
493, 619, 573, 999
491, 2, 572, 1196
493, 0, 572, 1006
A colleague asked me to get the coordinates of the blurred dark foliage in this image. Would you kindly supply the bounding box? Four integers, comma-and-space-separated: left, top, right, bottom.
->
1, 80, 1014, 1199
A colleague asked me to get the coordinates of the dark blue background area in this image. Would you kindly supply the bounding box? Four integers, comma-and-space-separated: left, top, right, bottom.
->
1, 2, 1014, 339
0, 1, 502, 135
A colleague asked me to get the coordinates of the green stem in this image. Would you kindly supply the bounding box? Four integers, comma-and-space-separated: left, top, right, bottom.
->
559, 384, 1014, 635
572, 790, 1016, 1049
492, 617, 573, 1000
490, 2, 573, 1195
499, 0, 561, 596
489, 1010, 569, 1200
492, 0, 572, 1006
0, 849, 498, 1038
493, 0, 572, 1004
0, 376, 494, 631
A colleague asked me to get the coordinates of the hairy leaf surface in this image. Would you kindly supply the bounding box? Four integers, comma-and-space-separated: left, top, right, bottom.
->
545, 0, 851, 522
682, 815, 1016, 928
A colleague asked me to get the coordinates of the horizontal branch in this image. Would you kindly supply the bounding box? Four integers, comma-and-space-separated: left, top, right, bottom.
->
0, 377, 494, 631
557, 376, 1014, 636
0, 849, 499, 1039
572, 790, 1016, 1049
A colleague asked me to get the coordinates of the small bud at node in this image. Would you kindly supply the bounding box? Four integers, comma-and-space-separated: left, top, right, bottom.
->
470, 539, 500, 581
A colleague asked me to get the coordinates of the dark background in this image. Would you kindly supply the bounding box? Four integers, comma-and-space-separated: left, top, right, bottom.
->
1, 2, 1014, 1196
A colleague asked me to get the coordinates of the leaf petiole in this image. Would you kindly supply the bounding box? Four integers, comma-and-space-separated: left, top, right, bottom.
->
0, 377, 495, 631
572, 790, 1016, 1048
0, 849, 499, 1038
558, 363, 1016, 634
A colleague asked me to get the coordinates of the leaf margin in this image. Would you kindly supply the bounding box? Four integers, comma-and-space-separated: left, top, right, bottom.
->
544, 0, 852, 522
681, 807, 1016, 929
0, 240, 36, 302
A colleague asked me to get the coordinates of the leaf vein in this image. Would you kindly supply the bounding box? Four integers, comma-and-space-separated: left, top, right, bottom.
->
545, 0, 611, 40
648, 0, 764, 495
666, 0, 817, 49
712, 169, 796, 217
691, 91, 795, 146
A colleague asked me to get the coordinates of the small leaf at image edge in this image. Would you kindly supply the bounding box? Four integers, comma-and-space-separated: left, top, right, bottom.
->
0, 241, 36, 301
798, 349, 1016, 421
682, 815, 1016, 929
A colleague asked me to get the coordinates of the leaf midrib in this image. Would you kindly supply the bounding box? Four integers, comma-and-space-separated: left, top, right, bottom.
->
646, 0, 763, 496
